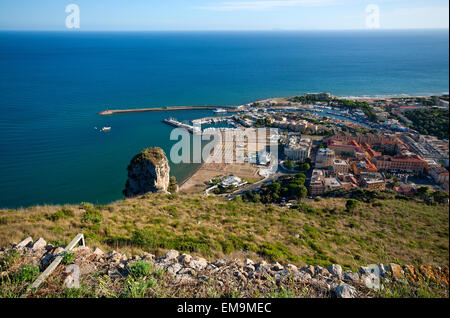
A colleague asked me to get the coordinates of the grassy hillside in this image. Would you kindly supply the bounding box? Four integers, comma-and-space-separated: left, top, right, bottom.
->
0, 193, 448, 271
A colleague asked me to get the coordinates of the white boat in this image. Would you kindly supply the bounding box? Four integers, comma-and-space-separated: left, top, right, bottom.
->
101, 127, 111, 132
213, 108, 227, 113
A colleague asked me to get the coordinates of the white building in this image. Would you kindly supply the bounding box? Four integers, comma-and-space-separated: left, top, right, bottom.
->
315, 148, 336, 169
333, 159, 349, 174
284, 136, 312, 161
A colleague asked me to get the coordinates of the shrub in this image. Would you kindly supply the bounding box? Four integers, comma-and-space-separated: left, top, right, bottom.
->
47, 207, 74, 221
128, 261, 153, 279
62, 251, 76, 265
14, 265, 40, 283
346, 199, 359, 212
82, 209, 102, 224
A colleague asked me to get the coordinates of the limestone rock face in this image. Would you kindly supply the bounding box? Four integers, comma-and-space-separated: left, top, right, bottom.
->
123, 147, 170, 198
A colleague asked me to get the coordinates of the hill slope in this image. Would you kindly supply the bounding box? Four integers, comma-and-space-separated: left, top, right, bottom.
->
0, 193, 448, 270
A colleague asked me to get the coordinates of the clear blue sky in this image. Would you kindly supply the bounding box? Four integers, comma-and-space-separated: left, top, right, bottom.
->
0, 0, 448, 31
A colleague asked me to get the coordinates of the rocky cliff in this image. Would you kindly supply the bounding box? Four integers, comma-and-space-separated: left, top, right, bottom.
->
123, 147, 170, 198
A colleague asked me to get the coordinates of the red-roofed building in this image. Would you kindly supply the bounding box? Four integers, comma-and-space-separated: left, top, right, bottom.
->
373, 154, 428, 173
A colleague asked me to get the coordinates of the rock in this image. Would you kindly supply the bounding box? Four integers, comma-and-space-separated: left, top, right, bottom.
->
234, 271, 247, 283
294, 271, 312, 282
141, 253, 155, 262
335, 284, 357, 298
53, 247, 64, 256
175, 274, 194, 283
285, 264, 298, 272
31, 238, 47, 250
64, 264, 80, 289
215, 259, 227, 267
302, 265, 315, 276
360, 264, 387, 277
271, 262, 284, 271
343, 271, 360, 284
16, 237, 33, 249
189, 257, 208, 271
389, 263, 404, 280
123, 147, 170, 197
327, 264, 343, 277
245, 259, 254, 266
245, 265, 255, 272
167, 263, 183, 275
93, 247, 104, 256
165, 250, 179, 261
178, 267, 195, 276
178, 254, 192, 265
361, 273, 381, 291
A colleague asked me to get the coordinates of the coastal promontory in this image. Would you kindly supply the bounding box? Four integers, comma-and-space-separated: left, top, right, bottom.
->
123, 147, 170, 197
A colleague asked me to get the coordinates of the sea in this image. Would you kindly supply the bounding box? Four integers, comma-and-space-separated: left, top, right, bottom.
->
0, 30, 448, 208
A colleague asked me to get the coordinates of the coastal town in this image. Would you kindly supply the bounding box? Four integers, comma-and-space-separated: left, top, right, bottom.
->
160, 93, 449, 202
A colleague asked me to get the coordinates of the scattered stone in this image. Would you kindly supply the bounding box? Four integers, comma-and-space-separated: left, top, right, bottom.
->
31, 238, 47, 250
179, 254, 192, 265
343, 271, 360, 284
167, 263, 183, 275
335, 283, 357, 298
215, 259, 227, 267
327, 264, 343, 277
245, 259, 254, 266
271, 262, 284, 271
93, 247, 104, 256
189, 257, 208, 271
389, 263, 404, 280
16, 237, 33, 249
165, 250, 179, 260
302, 265, 315, 276
53, 247, 64, 256
361, 273, 381, 291
285, 264, 298, 272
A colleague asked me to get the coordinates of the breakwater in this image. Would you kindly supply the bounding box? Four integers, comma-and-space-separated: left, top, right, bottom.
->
98, 105, 238, 115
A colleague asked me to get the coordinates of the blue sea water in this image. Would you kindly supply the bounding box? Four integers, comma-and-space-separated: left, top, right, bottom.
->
0, 30, 448, 208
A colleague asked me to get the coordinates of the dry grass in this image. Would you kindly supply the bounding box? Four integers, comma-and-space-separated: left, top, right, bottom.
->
0, 193, 448, 271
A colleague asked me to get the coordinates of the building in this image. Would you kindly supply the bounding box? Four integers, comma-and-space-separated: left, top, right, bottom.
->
327, 139, 363, 156
284, 136, 312, 161
315, 148, 335, 169
350, 158, 378, 174
309, 169, 325, 196
427, 164, 449, 191
324, 177, 343, 191
221, 176, 242, 187
360, 172, 386, 190
373, 153, 428, 173
333, 159, 349, 174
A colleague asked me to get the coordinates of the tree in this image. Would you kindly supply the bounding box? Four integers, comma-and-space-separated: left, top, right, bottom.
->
285, 160, 294, 170
346, 199, 359, 213
168, 176, 178, 193
416, 186, 430, 199
432, 190, 449, 204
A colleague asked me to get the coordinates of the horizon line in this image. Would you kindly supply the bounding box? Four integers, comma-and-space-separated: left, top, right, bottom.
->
0, 27, 449, 32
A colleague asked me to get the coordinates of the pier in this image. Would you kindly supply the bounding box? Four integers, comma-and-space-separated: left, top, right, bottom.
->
98, 105, 238, 115
162, 118, 201, 135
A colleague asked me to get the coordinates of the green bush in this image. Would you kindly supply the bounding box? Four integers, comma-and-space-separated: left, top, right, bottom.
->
14, 265, 40, 283
82, 209, 102, 224
62, 251, 76, 265
47, 207, 74, 221
128, 261, 153, 279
